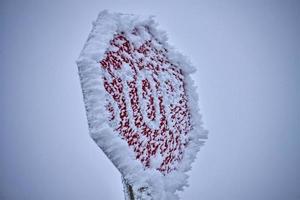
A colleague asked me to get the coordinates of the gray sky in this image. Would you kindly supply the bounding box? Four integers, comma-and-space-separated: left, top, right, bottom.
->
1, 0, 300, 199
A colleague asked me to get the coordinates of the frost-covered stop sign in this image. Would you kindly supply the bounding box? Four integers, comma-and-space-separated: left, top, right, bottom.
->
77, 11, 207, 200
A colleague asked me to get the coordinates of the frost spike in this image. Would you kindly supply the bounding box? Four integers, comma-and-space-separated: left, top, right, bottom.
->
77, 10, 207, 200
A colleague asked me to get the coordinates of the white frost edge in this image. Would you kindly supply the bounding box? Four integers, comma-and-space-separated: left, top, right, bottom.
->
76, 10, 207, 200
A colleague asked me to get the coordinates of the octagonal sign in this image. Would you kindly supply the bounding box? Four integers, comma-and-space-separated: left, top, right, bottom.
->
77, 11, 207, 200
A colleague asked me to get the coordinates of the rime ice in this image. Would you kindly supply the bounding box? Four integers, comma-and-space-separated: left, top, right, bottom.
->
101, 33, 192, 174
77, 10, 207, 200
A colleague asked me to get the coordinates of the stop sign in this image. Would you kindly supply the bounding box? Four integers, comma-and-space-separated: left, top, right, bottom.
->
77, 11, 207, 200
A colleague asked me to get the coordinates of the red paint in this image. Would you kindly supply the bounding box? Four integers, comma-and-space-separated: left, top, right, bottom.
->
100, 32, 191, 174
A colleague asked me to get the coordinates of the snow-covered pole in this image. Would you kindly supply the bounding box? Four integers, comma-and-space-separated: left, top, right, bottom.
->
122, 177, 152, 200
77, 10, 207, 200
122, 177, 135, 200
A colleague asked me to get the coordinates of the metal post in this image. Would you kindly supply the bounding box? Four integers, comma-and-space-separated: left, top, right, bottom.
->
122, 176, 135, 200
122, 176, 152, 200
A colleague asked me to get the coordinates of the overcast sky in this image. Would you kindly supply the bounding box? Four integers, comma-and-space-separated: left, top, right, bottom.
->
1, 0, 300, 200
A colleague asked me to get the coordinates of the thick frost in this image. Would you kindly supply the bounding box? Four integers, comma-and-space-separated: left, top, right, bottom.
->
77, 10, 207, 200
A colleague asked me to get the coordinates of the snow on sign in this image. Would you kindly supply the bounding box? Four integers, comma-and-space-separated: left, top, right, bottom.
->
77, 11, 207, 200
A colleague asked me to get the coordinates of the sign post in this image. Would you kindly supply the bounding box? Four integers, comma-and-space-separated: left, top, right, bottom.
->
77, 11, 207, 200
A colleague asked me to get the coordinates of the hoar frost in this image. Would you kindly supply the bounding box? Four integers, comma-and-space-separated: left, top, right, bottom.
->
77, 10, 207, 200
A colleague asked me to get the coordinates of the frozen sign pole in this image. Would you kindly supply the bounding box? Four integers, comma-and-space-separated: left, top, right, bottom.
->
77, 11, 207, 200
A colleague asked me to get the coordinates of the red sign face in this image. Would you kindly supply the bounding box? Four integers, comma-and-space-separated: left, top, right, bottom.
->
100, 29, 192, 174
